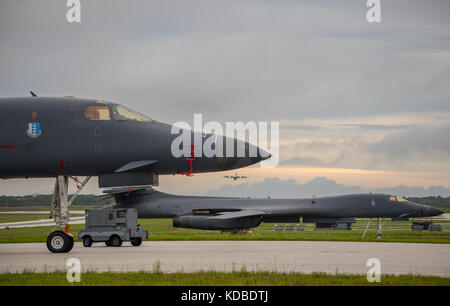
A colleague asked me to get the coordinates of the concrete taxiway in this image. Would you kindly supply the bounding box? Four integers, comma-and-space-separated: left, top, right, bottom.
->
0, 217, 85, 229
0, 241, 449, 277
0, 211, 85, 214
0, 211, 86, 229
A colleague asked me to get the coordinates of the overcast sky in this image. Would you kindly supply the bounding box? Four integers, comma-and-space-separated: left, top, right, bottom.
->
1, 1, 449, 196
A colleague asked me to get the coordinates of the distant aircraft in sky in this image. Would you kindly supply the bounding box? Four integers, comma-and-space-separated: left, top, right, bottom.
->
223, 172, 248, 181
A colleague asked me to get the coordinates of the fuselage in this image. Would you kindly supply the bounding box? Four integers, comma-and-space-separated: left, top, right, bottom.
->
0, 97, 266, 179
113, 188, 444, 220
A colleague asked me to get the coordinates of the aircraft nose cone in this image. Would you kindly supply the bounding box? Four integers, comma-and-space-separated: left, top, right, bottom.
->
248, 147, 271, 165
225, 145, 272, 169
428, 207, 444, 217
215, 138, 272, 170
231, 157, 256, 168
258, 148, 272, 161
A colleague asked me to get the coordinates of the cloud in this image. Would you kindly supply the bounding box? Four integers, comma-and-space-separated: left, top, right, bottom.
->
205, 177, 363, 198
1, 0, 450, 122
369, 125, 450, 161
372, 185, 450, 198
334, 124, 411, 130
278, 123, 450, 172
1, 1, 450, 194
205, 177, 450, 198
281, 152, 346, 168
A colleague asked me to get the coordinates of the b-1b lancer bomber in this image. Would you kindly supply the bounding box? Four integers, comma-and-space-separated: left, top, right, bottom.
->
106, 187, 444, 234
0, 96, 270, 252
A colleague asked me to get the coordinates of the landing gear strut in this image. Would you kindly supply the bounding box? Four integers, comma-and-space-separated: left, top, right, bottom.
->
375, 217, 383, 239
361, 217, 383, 239
47, 175, 91, 253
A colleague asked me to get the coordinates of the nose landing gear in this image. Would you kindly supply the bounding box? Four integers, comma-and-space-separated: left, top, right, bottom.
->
47, 175, 91, 253
375, 217, 383, 239
362, 217, 383, 239
46, 230, 74, 253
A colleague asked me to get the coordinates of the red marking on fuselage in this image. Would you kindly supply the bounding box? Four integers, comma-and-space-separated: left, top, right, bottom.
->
190, 144, 195, 158
0, 145, 16, 149
60, 159, 65, 171
178, 157, 195, 177
179, 145, 195, 177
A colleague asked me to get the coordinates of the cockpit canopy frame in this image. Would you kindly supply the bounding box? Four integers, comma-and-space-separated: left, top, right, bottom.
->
84, 101, 151, 122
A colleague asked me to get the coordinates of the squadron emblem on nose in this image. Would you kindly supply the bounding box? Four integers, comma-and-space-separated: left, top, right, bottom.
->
26, 122, 42, 138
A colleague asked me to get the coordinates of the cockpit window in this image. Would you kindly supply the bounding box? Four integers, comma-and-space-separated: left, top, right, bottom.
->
388, 195, 407, 203
111, 105, 151, 122
96, 100, 110, 105
84, 106, 111, 120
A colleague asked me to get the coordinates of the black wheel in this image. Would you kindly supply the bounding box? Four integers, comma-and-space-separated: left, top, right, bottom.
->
109, 235, 122, 247
83, 236, 93, 247
65, 235, 74, 252
46, 231, 71, 253
105, 241, 112, 247
130, 237, 142, 246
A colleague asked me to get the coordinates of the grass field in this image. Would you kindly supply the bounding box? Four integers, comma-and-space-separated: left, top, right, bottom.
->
0, 216, 449, 244
1, 271, 449, 286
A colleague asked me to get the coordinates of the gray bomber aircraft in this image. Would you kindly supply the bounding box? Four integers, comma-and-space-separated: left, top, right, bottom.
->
106, 187, 444, 234
0, 95, 270, 253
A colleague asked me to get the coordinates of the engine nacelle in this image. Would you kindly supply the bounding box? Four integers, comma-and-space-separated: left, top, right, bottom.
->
172, 215, 262, 230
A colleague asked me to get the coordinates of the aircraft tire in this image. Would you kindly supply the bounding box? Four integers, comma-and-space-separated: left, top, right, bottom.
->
65, 235, 74, 253
130, 237, 142, 246
47, 231, 71, 253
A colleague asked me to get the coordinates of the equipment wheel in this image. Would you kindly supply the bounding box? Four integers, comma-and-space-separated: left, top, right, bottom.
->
109, 235, 122, 247
82, 236, 93, 247
130, 237, 142, 246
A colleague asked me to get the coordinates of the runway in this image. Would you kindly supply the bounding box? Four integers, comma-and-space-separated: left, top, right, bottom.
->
0, 241, 449, 277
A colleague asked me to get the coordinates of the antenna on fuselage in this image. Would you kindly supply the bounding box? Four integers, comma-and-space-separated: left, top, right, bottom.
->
30, 91, 37, 97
